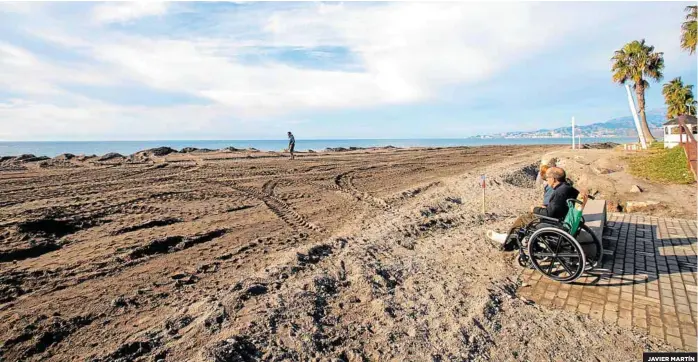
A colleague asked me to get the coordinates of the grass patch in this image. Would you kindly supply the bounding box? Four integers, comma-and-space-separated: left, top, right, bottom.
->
627, 144, 696, 184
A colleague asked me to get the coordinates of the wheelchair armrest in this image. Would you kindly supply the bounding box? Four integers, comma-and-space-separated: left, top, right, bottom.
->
533, 214, 561, 224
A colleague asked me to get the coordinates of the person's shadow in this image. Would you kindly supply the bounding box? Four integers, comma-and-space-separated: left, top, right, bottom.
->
570, 216, 697, 287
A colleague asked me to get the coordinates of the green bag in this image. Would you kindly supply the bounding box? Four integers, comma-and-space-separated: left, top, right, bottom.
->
563, 200, 583, 235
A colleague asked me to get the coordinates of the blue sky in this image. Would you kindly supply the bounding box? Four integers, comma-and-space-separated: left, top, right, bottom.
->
0, 1, 695, 141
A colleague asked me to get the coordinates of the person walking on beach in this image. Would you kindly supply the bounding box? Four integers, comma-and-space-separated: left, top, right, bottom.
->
287, 131, 295, 160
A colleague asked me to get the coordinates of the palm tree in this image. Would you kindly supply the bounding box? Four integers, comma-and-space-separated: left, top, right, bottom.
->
681, 5, 697, 54
611, 39, 664, 143
662, 77, 697, 118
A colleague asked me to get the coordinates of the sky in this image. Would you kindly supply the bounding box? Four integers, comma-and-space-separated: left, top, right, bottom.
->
0, 1, 696, 141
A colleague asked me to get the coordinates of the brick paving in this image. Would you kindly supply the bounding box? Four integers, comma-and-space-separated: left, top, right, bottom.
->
518, 213, 697, 350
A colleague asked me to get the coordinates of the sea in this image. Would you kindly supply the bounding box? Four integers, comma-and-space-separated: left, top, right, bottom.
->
0, 137, 639, 157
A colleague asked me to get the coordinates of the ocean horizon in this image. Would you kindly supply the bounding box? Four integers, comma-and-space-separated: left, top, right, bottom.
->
0, 137, 639, 157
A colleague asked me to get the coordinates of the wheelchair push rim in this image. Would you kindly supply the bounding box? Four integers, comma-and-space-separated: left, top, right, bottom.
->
527, 227, 586, 282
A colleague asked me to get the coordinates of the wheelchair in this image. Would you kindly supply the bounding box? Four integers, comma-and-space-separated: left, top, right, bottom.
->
511, 196, 604, 283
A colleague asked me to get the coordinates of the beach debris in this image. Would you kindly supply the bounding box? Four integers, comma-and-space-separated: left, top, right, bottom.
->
502, 164, 538, 188
15, 154, 50, 162
580, 142, 618, 149
140, 147, 177, 157
97, 153, 124, 161
629, 185, 643, 193
76, 154, 96, 161
97, 339, 159, 362
53, 153, 75, 161
204, 336, 260, 362
324, 147, 363, 152
445, 196, 462, 204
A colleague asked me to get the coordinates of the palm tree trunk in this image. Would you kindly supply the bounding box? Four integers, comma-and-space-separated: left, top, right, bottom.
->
635, 85, 657, 143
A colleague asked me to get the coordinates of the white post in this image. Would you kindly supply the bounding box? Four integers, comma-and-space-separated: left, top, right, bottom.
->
480, 175, 486, 214
625, 84, 647, 149
572, 117, 574, 149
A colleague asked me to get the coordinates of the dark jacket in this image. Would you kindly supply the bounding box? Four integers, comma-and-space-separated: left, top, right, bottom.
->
534, 182, 579, 219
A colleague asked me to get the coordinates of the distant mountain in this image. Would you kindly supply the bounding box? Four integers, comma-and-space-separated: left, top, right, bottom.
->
471, 109, 668, 139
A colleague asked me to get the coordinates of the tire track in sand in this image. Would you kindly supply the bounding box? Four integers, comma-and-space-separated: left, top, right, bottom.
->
331, 171, 393, 211
213, 179, 324, 233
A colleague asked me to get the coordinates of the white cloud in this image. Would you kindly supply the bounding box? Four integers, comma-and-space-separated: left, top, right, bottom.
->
91, 2, 168, 24
63, 3, 587, 117
0, 2, 695, 140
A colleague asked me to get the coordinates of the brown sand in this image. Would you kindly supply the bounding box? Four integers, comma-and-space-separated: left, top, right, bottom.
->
0, 146, 671, 361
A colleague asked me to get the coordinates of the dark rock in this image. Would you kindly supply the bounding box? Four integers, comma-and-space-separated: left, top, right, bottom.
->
222, 147, 241, 152
180, 147, 198, 153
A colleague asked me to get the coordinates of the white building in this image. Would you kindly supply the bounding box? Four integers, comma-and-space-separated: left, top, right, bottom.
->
663, 115, 697, 148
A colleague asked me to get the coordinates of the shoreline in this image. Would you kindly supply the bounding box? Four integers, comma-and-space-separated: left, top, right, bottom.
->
0, 138, 634, 158
0, 141, 621, 164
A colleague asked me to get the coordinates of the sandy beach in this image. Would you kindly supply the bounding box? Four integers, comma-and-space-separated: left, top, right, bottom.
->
0, 145, 674, 361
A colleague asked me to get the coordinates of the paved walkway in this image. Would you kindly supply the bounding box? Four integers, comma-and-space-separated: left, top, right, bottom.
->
518, 213, 697, 350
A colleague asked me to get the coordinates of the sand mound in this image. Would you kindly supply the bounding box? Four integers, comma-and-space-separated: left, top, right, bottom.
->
137, 147, 178, 157
97, 153, 124, 161
221, 146, 242, 152
54, 153, 75, 161
501, 163, 538, 188
15, 154, 50, 163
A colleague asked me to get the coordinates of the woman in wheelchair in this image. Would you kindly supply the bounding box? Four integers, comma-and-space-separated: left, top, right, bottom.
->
487, 167, 603, 282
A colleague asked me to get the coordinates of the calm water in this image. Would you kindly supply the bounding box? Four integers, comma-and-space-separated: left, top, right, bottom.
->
0, 138, 638, 157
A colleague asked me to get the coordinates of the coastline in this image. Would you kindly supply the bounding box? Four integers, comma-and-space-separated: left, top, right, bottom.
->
0, 137, 636, 157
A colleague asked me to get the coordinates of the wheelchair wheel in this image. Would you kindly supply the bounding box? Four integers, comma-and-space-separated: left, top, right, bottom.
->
528, 227, 586, 282
517, 253, 531, 268
577, 224, 603, 270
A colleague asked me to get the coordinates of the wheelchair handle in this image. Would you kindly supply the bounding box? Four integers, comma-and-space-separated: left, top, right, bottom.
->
568, 194, 589, 210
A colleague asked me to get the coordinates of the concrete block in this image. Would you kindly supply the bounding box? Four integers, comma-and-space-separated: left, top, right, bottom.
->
583, 199, 606, 242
